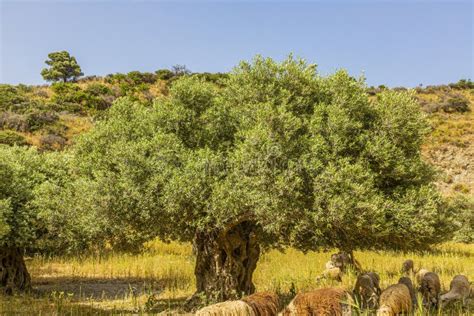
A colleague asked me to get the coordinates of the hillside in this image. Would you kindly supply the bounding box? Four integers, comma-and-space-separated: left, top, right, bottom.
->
1, 74, 472, 197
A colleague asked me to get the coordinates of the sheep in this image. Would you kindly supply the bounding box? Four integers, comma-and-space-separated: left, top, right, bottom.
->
353, 272, 382, 309
325, 260, 336, 270
316, 267, 343, 283
440, 275, 471, 308
324, 267, 343, 282
242, 292, 279, 316
279, 288, 352, 316
195, 300, 256, 316
415, 268, 429, 286
398, 277, 417, 309
366, 272, 382, 296
419, 271, 441, 309
376, 283, 412, 316
330, 251, 362, 272
401, 259, 414, 275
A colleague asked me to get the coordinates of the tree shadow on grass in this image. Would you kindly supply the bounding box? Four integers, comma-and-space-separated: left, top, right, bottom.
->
30, 276, 165, 301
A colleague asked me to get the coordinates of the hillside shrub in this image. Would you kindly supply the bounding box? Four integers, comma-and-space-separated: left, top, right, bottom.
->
51, 82, 113, 111
127, 71, 156, 84
193, 72, 229, 86
0, 112, 29, 132
39, 134, 66, 150
0, 130, 28, 146
26, 110, 59, 131
84, 83, 112, 96
449, 79, 474, 90
51, 82, 87, 105
442, 95, 470, 113
0, 85, 27, 111
450, 194, 474, 243
155, 69, 174, 80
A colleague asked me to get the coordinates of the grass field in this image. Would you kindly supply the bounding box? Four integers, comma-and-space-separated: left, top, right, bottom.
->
0, 240, 473, 315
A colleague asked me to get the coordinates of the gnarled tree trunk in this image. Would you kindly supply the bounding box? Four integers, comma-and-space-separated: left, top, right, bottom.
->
190, 221, 260, 305
0, 246, 31, 294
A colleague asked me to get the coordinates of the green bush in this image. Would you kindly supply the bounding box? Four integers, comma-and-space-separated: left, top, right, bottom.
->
127, 71, 156, 84
0, 130, 28, 146
26, 110, 59, 132
192, 72, 229, 86
442, 96, 470, 113
0, 85, 27, 111
0, 112, 29, 132
449, 79, 474, 90
84, 83, 112, 96
155, 69, 174, 80
450, 194, 474, 243
39, 134, 66, 151
51, 82, 113, 111
51, 82, 87, 104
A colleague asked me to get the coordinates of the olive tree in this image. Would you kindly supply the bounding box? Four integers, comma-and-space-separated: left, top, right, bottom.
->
41, 51, 83, 82
0, 146, 102, 293
70, 56, 453, 301
0, 146, 58, 292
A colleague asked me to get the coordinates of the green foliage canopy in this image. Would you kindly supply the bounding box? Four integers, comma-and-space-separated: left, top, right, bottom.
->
0, 146, 50, 248
0, 145, 103, 254
68, 56, 453, 252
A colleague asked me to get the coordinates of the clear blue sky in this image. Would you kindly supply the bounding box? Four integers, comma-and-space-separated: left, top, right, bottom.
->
1, 0, 472, 87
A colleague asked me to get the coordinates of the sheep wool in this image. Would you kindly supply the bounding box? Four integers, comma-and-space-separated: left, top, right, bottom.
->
279, 288, 352, 316
353, 273, 381, 309
325, 260, 336, 270
376, 284, 412, 316
195, 300, 256, 316
420, 272, 441, 308
398, 277, 417, 309
440, 275, 471, 307
401, 259, 414, 275
323, 267, 343, 282
415, 268, 429, 286
242, 292, 279, 316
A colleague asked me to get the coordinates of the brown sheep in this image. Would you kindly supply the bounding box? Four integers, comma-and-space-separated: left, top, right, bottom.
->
195, 300, 256, 316
376, 283, 412, 316
440, 275, 471, 308
242, 292, 280, 316
366, 272, 382, 296
279, 288, 352, 316
398, 277, 417, 309
353, 272, 381, 309
401, 259, 414, 275
419, 272, 441, 309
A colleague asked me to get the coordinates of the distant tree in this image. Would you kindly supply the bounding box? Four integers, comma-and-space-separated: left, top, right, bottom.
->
65, 56, 453, 303
41, 51, 83, 82
171, 64, 191, 76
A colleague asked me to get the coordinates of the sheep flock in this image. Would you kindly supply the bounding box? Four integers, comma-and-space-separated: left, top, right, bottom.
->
194, 253, 472, 315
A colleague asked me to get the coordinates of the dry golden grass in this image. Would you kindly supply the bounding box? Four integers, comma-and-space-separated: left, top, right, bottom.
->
425, 110, 473, 150
58, 114, 93, 145
0, 240, 473, 315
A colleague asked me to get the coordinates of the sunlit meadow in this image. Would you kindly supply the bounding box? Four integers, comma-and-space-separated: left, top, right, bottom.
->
0, 241, 472, 315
